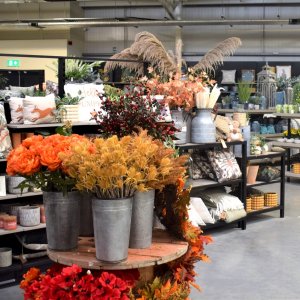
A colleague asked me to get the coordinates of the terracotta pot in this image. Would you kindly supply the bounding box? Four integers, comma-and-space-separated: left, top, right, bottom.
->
247, 165, 259, 184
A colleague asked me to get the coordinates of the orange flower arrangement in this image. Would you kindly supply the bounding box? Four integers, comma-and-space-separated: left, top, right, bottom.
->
6, 134, 88, 193
142, 68, 216, 110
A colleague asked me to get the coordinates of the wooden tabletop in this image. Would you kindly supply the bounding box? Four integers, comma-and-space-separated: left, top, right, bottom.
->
47, 230, 188, 270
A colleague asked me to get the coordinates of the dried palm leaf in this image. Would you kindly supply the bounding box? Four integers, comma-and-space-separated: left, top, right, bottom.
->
104, 48, 144, 76
130, 31, 177, 75
193, 37, 242, 72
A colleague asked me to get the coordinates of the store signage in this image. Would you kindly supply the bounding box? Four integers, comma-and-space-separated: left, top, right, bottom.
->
7, 59, 20, 67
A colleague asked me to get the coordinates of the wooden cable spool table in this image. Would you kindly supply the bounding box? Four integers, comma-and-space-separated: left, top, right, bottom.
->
47, 230, 188, 281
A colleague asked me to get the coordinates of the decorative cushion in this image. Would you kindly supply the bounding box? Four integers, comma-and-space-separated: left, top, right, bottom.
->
46, 80, 58, 96
188, 203, 206, 226
0, 104, 12, 158
8, 97, 24, 124
257, 166, 280, 183
221, 70, 236, 84
23, 94, 56, 124
190, 197, 215, 224
0, 89, 23, 99
10, 85, 35, 96
190, 150, 217, 180
64, 83, 104, 122
207, 149, 242, 183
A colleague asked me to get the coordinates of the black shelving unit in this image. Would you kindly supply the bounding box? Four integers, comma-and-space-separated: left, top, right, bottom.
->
245, 151, 285, 218
178, 140, 247, 230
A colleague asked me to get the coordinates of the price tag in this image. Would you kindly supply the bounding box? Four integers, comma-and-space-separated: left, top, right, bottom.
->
220, 139, 227, 149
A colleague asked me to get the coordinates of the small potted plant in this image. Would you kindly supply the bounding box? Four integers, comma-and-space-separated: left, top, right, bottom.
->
221, 95, 231, 109
56, 92, 83, 122
237, 81, 252, 109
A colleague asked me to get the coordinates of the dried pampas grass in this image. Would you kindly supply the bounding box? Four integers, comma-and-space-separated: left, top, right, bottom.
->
130, 31, 177, 75
104, 48, 144, 76
193, 37, 242, 72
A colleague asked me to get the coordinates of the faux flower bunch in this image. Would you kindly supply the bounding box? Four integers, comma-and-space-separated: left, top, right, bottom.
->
6, 134, 88, 193
20, 264, 138, 300
142, 68, 216, 110
60, 130, 188, 199
91, 90, 177, 141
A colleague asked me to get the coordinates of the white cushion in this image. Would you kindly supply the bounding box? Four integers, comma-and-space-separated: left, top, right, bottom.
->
190, 197, 215, 224
8, 97, 24, 124
188, 203, 206, 226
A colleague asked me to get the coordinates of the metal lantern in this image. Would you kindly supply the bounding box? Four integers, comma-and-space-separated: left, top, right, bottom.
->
257, 63, 277, 108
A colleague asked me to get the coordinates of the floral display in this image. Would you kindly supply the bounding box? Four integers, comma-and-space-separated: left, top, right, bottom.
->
91, 89, 176, 141
20, 264, 139, 300
6, 134, 88, 193
60, 130, 188, 198
142, 68, 216, 111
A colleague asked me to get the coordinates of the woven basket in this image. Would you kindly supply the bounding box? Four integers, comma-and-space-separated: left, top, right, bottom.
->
264, 192, 278, 207
292, 163, 300, 174
214, 114, 230, 135
251, 194, 264, 210
246, 197, 252, 212
233, 112, 247, 127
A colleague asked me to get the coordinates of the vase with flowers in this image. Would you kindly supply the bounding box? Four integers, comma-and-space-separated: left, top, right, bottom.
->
60, 130, 187, 262
6, 134, 89, 251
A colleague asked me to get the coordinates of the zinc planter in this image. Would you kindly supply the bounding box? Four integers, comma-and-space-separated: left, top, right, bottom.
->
191, 109, 216, 143
129, 190, 155, 249
19, 206, 40, 227
43, 191, 80, 251
92, 197, 133, 263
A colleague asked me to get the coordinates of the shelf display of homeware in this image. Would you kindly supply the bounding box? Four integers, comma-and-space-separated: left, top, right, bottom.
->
250, 135, 269, 155
237, 81, 252, 110
6, 134, 89, 251
60, 130, 187, 262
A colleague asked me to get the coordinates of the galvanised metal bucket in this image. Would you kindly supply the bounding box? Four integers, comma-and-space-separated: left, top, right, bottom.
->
92, 197, 133, 263
129, 190, 155, 249
43, 191, 80, 251
191, 109, 216, 143
79, 192, 94, 237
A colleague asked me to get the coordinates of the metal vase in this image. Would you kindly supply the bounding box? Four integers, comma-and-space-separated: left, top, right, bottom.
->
92, 197, 133, 263
129, 190, 155, 249
43, 191, 80, 251
191, 109, 216, 143
79, 192, 94, 237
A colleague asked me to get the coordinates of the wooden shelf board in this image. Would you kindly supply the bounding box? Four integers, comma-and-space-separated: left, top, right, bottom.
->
271, 141, 300, 149
218, 109, 275, 114
202, 217, 246, 230
177, 141, 245, 150
247, 151, 284, 161
187, 178, 242, 189
286, 171, 300, 178
274, 113, 300, 119
47, 230, 188, 270
247, 205, 282, 216
247, 179, 281, 187
0, 223, 46, 236
0, 191, 43, 201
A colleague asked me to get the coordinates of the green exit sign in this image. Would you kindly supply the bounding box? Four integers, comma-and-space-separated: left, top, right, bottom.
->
7, 59, 20, 67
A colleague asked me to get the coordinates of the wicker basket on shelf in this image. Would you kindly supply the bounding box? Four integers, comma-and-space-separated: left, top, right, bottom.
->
264, 192, 278, 207
292, 163, 300, 174
246, 197, 252, 212
251, 194, 264, 210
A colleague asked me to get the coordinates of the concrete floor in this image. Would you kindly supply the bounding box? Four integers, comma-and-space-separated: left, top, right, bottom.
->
1, 181, 299, 300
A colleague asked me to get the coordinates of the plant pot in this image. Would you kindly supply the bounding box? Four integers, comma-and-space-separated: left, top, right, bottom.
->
247, 165, 259, 184
19, 206, 40, 227
129, 190, 155, 249
79, 192, 94, 237
191, 109, 216, 143
43, 191, 80, 251
92, 197, 133, 263
6, 175, 29, 194
0, 248, 12, 267
61, 105, 79, 122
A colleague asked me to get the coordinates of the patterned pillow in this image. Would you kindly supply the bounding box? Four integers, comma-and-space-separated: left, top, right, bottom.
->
8, 97, 24, 124
207, 149, 242, 183
190, 150, 217, 180
23, 94, 56, 124
221, 70, 236, 84
0, 104, 12, 158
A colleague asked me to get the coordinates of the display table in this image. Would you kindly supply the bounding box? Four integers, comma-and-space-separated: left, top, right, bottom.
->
48, 230, 188, 281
